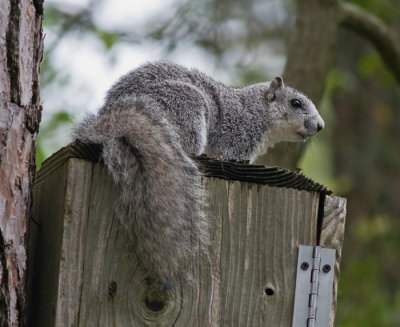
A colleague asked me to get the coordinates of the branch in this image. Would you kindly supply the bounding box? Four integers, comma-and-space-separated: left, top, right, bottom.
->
340, 2, 400, 84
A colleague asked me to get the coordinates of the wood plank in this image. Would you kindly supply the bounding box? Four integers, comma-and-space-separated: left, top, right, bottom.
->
77, 162, 194, 326
55, 160, 93, 326
30, 162, 68, 327
199, 179, 319, 326
30, 159, 93, 326
319, 195, 347, 327
31, 157, 334, 326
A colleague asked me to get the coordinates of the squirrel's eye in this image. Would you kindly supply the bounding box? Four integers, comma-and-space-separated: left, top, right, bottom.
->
291, 99, 302, 109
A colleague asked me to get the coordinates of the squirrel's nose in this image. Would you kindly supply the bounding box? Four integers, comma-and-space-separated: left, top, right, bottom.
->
317, 118, 325, 132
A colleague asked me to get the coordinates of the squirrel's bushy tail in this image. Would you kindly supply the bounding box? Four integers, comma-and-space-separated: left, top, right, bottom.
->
73, 96, 207, 283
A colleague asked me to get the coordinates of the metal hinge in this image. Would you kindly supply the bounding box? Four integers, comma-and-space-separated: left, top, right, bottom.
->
292, 245, 336, 327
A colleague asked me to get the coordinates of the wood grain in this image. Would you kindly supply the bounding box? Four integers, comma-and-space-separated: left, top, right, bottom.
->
30, 160, 93, 326
31, 158, 342, 326
319, 195, 347, 327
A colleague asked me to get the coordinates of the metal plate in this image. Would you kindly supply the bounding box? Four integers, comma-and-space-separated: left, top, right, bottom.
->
292, 245, 336, 327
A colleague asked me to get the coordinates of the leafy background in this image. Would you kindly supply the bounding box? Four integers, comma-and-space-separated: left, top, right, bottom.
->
38, 0, 400, 325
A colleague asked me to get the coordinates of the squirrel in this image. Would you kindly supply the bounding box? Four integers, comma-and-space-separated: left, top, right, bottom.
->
73, 61, 324, 285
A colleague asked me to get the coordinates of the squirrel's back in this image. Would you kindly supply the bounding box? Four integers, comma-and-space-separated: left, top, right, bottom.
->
103, 62, 221, 112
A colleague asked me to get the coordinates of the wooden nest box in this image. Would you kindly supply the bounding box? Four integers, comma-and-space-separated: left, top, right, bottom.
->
29, 142, 346, 327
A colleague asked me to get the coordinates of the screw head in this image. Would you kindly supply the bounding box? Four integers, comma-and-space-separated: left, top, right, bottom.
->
301, 262, 309, 270
322, 264, 332, 273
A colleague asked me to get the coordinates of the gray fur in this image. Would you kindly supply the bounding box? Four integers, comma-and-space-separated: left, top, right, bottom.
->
73, 62, 324, 284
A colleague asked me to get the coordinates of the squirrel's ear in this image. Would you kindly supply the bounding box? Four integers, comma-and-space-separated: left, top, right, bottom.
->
266, 76, 285, 101
271, 76, 284, 89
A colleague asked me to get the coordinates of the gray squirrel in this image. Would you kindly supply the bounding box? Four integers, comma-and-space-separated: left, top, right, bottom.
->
73, 61, 324, 285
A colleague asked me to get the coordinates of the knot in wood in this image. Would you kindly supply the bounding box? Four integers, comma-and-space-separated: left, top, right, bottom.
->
135, 276, 180, 322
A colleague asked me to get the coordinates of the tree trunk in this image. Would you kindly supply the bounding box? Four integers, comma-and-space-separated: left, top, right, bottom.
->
255, 0, 341, 169
0, 0, 43, 325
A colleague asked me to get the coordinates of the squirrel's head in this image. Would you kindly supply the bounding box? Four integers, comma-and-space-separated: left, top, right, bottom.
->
265, 76, 324, 144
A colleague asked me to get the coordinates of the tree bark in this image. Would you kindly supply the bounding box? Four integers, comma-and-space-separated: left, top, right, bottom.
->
255, 0, 341, 169
0, 0, 43, 325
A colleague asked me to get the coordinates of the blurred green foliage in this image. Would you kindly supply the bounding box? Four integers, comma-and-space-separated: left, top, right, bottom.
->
338, 215, 400, 326
357, 51, 396, 87
36, 111, 74, 168
350, 0, 399, 21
